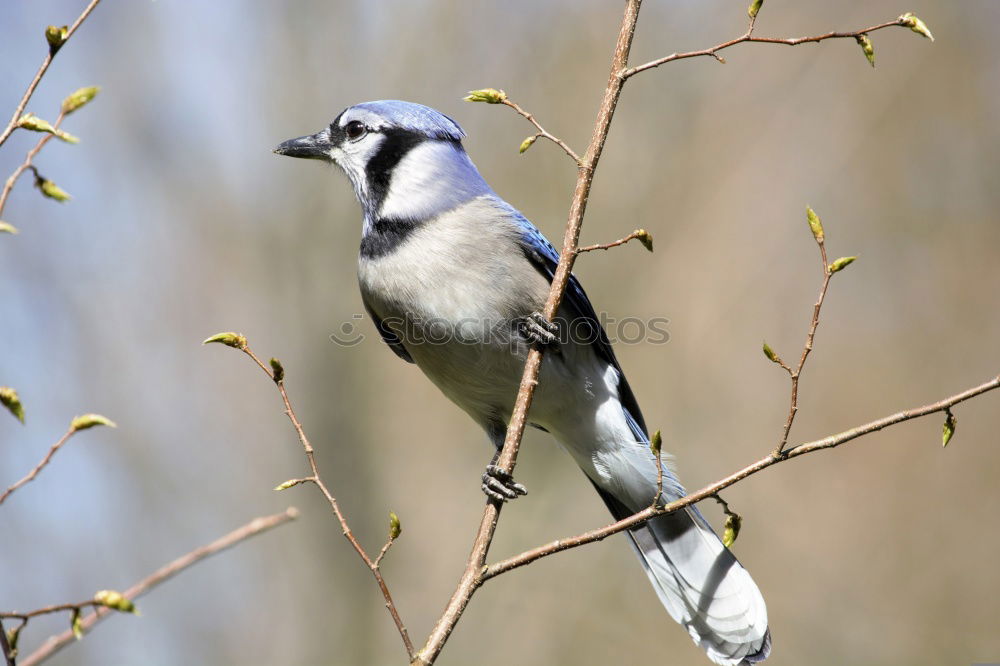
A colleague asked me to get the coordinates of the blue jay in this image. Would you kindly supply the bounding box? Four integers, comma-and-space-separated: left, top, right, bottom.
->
275, 100, 770, 665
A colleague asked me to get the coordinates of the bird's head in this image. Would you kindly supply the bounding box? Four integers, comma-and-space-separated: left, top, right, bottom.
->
275, 100, 490, 221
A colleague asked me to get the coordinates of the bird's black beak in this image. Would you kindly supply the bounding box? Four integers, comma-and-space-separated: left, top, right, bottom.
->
273, 131, 332, 160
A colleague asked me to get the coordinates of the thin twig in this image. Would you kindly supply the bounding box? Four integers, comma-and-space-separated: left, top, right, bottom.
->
500, 99, 581, 164
0, 112, 66, 221
0, 425, 77, 505
576, 229, 649, 254
773, 234, 832, 456
238, 344, 414, 659
2, 601, 103, 622
623, 18, 906, 79
0, 0, 102, 149
18, 508, 298, 666
483, 375, 1000, 579
374, 535, 397, 570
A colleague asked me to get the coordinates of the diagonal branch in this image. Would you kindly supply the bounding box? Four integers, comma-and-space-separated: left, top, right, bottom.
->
17, 508, 298, 666
0, 0, 102, 149
235, 344, 414, 659
0, 111, 66, 221
0, 424, 77, 506
483, 375, 1000, 579
500, 98, 581, 164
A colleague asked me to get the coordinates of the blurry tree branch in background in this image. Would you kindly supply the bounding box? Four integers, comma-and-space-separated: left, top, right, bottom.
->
0, 414, 115, 506
0, 5, 298, 664
202, 333, 415, 658
0, 0, 104, 234
0, 0, 101, 149
210, 3, 995, 666
12, 508, 299, 666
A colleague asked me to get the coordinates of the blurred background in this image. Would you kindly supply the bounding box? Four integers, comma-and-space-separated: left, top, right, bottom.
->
2, 1, 999, 664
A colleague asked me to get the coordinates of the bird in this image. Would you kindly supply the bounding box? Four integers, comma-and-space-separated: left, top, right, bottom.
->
275, 100, 770, 665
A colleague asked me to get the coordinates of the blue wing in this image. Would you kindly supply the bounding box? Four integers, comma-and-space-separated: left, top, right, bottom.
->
507, 206, 648, 436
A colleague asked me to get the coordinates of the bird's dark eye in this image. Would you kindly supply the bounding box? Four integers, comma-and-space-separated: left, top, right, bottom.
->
344, 120, 366, 140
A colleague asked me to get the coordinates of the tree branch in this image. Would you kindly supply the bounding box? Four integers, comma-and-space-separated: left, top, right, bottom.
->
0, 425, 77, 506
0, 0, 102, 149
483, 375, 1000, 579
233, 343, 414, 659
623, 18, 907, 79
772, 211, 832, 455
499, 98, 580, 164
576, 228, 652, 254
16, 508, 298, 666
0, 112, 66, 222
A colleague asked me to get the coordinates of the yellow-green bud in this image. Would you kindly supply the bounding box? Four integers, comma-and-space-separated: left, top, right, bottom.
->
388, 511, 402, 539
518, 135, 537, 154
855, 34, 875, 68
45, 25, 68, 51
748, 0, 763, 20
17, 113, 55, 133
36, 177, 72, 202
0, 387, 25, 423
7, 624, 21, 652
70, 608, 84, 640
70, 413, 116, 432
649, 429, 662, 459
270, 357, 285, 382
899, 13, 934, 41
62, 86, 101, 114
806, 207, 824, 243
94, 589, 137, 614
828, 256, 857, 273
942, 411, 956, 447
762, 341, 780, 365
16, 113, 78, 143
0, 221, 19, 234
274, 478, 303, 491
464, 88, 506, 104
202, 331, 247, 349
634, 229, 654, 252
722, 512, 743, 548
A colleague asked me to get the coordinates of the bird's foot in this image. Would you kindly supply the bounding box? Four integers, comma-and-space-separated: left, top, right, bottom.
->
481, 464, 528, 502
519, 311, 558, 347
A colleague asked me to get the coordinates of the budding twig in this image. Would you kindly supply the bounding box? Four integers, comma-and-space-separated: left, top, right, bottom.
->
499, 98, 581, 165
17, 508, 298, 666
0, 111, 67, 222
220, 341, 414, 659
0, 0, 102, 149
623, 17, 918, 79
576, 228, 653, 254
0, 414, 114, 506
771, 208, 840, 457
482, 375, 1000, 579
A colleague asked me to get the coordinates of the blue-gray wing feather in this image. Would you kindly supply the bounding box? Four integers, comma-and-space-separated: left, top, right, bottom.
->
509, 207, 648, 435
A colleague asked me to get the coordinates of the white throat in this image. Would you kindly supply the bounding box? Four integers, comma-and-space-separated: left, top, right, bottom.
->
376, 141, 490, 222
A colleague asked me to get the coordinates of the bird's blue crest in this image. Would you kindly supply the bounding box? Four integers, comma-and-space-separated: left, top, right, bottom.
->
351, 100, 465, 141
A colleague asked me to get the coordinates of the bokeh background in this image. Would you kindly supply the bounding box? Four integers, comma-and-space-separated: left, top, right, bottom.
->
2, 1, 999, 665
